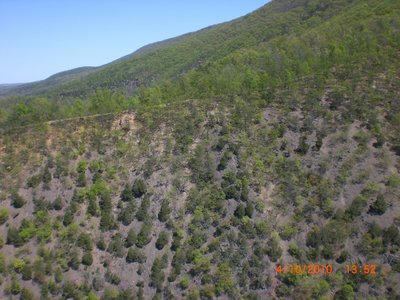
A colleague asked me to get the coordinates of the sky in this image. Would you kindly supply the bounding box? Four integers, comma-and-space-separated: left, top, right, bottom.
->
0, 1, 268, 84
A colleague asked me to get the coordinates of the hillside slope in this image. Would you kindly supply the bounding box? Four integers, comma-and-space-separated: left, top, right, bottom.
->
0, 0, 363, 99
0, 0, 400, 299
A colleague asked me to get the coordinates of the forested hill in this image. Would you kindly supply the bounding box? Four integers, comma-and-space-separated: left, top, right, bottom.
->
1, 0, 392, 101
0, 0, 400, 299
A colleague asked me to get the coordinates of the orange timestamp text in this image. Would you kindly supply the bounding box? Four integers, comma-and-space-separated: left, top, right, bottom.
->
276, 264, 333, 275
345, 264, 377, 275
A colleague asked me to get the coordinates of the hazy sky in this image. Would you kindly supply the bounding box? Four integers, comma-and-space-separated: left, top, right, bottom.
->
0, 1, 268, 84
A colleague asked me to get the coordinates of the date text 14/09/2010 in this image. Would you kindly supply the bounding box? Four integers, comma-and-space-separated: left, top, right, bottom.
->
276, 264, 378, 275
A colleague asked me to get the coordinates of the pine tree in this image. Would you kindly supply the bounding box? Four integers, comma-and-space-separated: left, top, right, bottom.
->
158, 198, 171, 222
132, 179, 147, 198
87, 198, 98, 217
125, 228, 137, 248
82, 251, 93, 266
156, 231, 169, 250
136, 195, 150, 222
120, 184, 133, 202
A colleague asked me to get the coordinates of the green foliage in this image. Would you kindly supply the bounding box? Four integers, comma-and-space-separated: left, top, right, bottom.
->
77, 233, 93, 251
189, 143, 216, 186
20, 287, 35, 300
0, 207, 9, 224
11, 193, 26, 208
107, 234, 125, 258
150, 257, 165, 290
346, 195, 367, 219
132, 178, 147, 198
63, 208, 74, 226
136, 222, 152, 248
156, 231, 169, 250
21, 263, 32, 281
136, 195, 150, 222
359, 233, 384, 257
87, 197, 99, 217
383, 225, 400, 246
368, 194, 387, 215
7, 226, 24, 247
125, 228, 137, 248
42, 165, 52, 184
180, 277, 190, 289
266, 233, 282, 262
215, 262, 235, 295
82, 251, 93, 266
126, 247, 146, 263
335, 284, 354, 300
158, 198, 171, 222
68, 250, 80, 270
27, 174, 41, 188
87, 291, 100, 300
0, 253, 5, 274
288, 242, 302, 259
120, 184, 133, 202
52, 196, 63, 210
97, 235, 106, 251
295, 136, 309, 155
105, 270, 121, 285
118, 201, 136, 226
234, 204, 246, 219
13, 259, 26, 273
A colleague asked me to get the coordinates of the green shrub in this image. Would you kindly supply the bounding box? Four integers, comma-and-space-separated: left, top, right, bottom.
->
0, 208, 9, 224
42, 165, 52, 184
288, 242, 302, 259
20, 287, 34, 300
105, 270, 121, 285
386, 173, 400, 188
346, 195, 367, 219
234, 204, 246, 218
7, 226, 23, 247
97, 235, 106, 251
125, 228, 137, 248
52, 196, 63, 210
180, 277, 190, 290
136, 195, 150, 222
120, 184, 133, 202
68, 251, 80, 270
158, 198, 171, 222
383, 225, 400, 246
27, 174, 41, 188
368, 194, 387, 215
107, 234, 125, 257
99, 212, 117, 231
335, 285, 354, 300
13, 259, 26, 273
77, 233, 93, 251
22, 264, 32, 280
82, 251, 93, 266
126, 247, 146, 263
136, 222, 152, 248
266, 233, 282, 262
156, 231, 169, 250
150, 257, 165, 290
11, 193, 26, 208
295, 136, 309, 155
132, 179, 147, 198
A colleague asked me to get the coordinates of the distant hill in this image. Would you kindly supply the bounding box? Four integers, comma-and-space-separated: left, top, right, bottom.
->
0, 0, 341, 98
